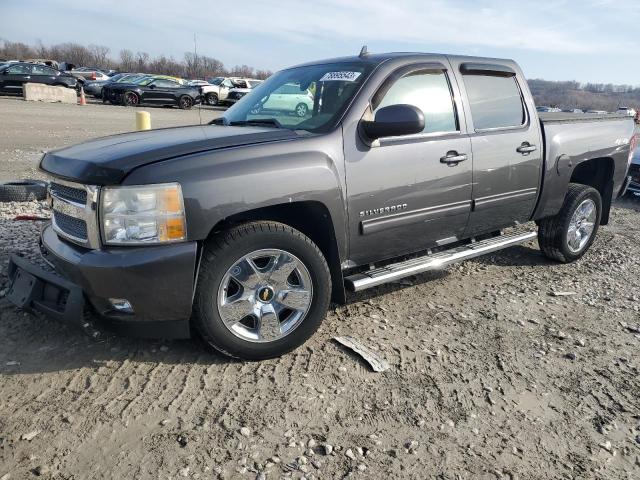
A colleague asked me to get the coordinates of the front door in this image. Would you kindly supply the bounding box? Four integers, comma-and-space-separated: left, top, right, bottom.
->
344, 64, 473, 266
450, 61, 543, 235
1, 64, 32, 94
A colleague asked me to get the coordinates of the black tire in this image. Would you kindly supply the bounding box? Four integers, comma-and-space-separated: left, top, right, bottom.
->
295, 102, 308, 117
193, 221, 331, 360
122, 91, 139, 107
0, 179, 48, 202
179, 96, 194, 110
205, 93, 219, 106
537, 183, 602, 263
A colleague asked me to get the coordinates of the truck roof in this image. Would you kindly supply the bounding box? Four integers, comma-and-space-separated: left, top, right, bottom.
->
289, 51, 518, 70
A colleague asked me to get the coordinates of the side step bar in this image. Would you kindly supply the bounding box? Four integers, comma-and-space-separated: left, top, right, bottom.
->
344, 230, 537, 292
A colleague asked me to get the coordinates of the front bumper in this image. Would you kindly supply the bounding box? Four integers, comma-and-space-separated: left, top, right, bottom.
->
627, 180, 640, 196
6, 224, 198, 338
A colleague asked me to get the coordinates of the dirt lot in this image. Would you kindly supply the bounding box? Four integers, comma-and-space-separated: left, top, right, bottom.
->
0, 97, 223, 182
1, 98, 640, 479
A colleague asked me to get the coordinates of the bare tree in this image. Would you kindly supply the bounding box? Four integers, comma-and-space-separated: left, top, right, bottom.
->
255, 69, 273, 80
89, 45, 111, 67
119, 49, 135, 72
228, 65, 255, 78
136, 51, 150, 72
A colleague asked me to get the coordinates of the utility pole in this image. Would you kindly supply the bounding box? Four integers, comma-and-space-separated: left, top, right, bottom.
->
194, 33, 199, 76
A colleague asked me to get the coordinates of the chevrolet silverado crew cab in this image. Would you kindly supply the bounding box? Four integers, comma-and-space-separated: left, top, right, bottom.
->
7, 51, 637, 360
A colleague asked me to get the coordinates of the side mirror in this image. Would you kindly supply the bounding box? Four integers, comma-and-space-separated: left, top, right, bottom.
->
361, 104, 425, 140
148, 84, 155, 89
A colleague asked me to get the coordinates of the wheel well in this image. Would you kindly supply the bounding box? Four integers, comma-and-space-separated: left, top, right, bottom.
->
206, 202, 346, 304
569, 157, 614, 225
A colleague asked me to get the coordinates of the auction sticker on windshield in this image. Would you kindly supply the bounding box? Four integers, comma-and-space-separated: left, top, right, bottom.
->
319, 71, 362, 82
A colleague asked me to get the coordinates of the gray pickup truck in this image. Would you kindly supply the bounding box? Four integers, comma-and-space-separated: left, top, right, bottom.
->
7, 51, 638, 359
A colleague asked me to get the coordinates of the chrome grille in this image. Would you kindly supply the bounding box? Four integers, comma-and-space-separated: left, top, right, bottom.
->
50, 182, 87, 204
53, 211, 88, 240
49, 178, 100, 248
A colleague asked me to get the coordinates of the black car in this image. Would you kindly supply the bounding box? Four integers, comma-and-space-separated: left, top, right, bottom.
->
0, 62, 77, 94
102, 77, 201, 109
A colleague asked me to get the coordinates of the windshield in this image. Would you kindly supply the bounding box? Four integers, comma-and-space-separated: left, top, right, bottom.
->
208, 77, 223, 85
218, 62, 375, 133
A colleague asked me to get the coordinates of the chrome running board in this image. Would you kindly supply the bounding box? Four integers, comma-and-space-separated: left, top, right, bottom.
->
344, 230, 537, 292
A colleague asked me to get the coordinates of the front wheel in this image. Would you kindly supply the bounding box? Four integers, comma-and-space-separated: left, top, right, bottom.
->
538, 183, 602, 263
179, 95, 194, 110
295, 102, 308, 117
122, 91, 139, 107
205, 93, 219, 106
193, 221, 331, 360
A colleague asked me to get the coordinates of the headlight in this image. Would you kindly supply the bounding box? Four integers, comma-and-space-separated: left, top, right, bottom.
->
100, 183, 186, 245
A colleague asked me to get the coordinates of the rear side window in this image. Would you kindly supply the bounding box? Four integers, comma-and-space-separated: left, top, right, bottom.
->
374, 70, 458, 135
462, 74, 525, 130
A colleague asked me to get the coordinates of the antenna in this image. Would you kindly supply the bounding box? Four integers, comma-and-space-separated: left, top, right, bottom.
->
359, 45, 368, 58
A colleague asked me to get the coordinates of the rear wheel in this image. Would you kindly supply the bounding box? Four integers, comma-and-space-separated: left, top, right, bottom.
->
179, 95, 194, 110
193, 221, 331, 360
206, 93, 219, 106
538, 183, 602, 263
122, 91, 139, 107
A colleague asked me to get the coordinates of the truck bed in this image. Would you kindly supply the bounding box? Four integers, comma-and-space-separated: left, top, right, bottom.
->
538, 112, 630, 123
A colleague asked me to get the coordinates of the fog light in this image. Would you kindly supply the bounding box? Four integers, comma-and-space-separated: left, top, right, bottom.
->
109, 298, 134, 313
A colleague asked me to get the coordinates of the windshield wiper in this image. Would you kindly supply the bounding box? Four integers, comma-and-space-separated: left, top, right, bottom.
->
229, 118, 283, 128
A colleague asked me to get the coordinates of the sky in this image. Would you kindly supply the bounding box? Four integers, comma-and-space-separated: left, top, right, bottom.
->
1, 0, 639, 85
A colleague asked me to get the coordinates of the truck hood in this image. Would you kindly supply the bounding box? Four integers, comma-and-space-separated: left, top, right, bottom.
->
40, 125, 299, 184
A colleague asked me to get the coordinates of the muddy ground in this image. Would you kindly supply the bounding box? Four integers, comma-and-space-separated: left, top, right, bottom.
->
0, 97, 639, 479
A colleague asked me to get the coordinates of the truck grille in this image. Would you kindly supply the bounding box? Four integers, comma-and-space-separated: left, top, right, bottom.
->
50, 182, 87, 204
53, 211, 88, 240
49, 179, 100, 248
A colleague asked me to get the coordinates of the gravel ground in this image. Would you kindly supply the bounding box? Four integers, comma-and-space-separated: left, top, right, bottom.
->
1, 98, 640, 479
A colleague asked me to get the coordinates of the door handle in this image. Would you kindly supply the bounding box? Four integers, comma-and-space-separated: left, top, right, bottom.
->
23, 76, 30, 79
517, 143, 537, 155
440, 151, 468, 166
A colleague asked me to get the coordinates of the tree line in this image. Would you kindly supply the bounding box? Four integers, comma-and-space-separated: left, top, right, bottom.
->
0, 39, 273, 80
527, 79, 640, 112
2, 39, 639, 110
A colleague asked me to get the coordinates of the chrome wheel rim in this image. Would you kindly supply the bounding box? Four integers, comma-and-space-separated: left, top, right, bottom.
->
217, 249, 313, 343
567, 198, 596, 253
181, 97, 192, 108
125, 93, 138, 105
207, 94, 218, 105
296, 104, 307, 117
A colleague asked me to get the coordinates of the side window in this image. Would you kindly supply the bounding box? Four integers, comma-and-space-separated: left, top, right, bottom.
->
462, 74, 525, 130
32, 65, 56, 75
374, 70, 458, 134
153, 80, 179, 88
7, 64, 31, 75
222, 79, 234, 88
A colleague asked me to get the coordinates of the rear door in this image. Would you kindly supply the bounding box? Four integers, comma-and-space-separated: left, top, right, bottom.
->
344, 62, 473, 265
449, 61, 543, 236
30, 64, 59, 86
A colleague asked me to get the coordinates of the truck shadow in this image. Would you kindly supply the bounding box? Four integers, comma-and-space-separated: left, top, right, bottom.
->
0, 244, 551, 375
0, 299, 236, 375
